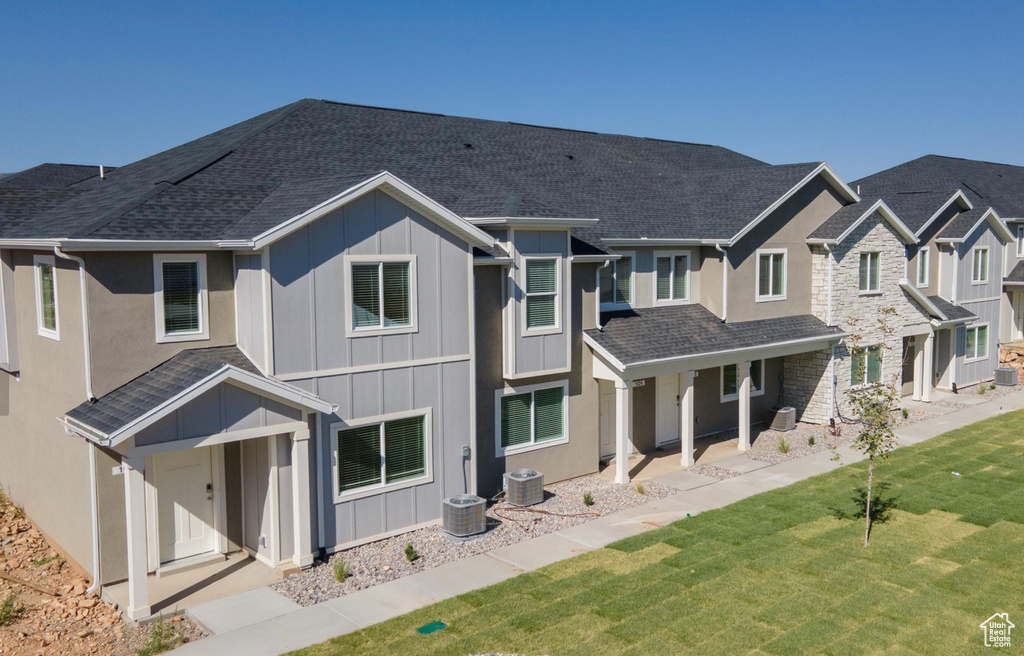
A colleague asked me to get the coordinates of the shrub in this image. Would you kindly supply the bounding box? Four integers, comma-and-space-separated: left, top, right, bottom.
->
778, 437, 790, 454
582, 492, 595, 506
404, 542, 419, 563
901, 407, 909, 420
0, 594, 23, 627
990, 383, 997, 390
634, 483, 645, 495
33, 555, 57, 567
807, 434, 816, 447
135, 615, 184, 656
333, 560, 349, 582
978, 384, 987, 395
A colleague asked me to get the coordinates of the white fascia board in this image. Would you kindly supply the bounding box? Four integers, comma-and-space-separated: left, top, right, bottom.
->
728, 162, 861, 247
582, 333, 627, 372
600, 238, 705, 247
570, 254, 621, 263
914, 190, 974, 238
466, 217, 599, 228
899, 278, 946, 321
1003, 280, 1024, 287
806, 199, 917, 246
250, 171, 494, 250
935, 208, 1013, 244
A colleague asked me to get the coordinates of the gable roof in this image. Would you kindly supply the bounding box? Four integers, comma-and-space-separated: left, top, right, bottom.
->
63, 346, 334, 446
935, 206, 1013, 243
807, 198, 915, 244
898, 281, 977, 324
1, 99, 839, 247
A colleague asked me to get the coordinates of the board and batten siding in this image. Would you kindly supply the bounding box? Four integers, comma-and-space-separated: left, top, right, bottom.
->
234, 254, 266, 372
505, 229, 571, 377
267, 189, 475, 549
954, 223, 1005, 386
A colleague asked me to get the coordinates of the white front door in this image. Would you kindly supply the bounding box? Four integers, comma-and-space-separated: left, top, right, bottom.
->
655, 374, 679, 447
599, 381, 616, 459
154, 448, 216, 564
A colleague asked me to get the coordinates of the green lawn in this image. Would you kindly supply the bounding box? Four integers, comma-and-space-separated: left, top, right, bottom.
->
293, 412, 1024, 656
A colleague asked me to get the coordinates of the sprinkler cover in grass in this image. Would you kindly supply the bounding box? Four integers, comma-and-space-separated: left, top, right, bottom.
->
416, 621, 447, 635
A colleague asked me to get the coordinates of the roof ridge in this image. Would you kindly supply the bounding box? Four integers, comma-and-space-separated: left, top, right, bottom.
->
926, 153, 1024, 169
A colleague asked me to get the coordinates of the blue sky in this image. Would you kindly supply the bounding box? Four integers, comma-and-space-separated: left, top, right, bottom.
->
2, 1, 1022, 180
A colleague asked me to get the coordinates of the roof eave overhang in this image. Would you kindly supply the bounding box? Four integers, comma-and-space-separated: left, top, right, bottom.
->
601, 238, 709, 247
935, 208, 1012, 244
914, 190, 974, 238
899, 279, 946, 321
467, 217, 599, 229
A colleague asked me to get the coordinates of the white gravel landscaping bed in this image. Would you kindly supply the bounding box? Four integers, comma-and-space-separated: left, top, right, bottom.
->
274, 476, 674, 606
742, 422, 854, 466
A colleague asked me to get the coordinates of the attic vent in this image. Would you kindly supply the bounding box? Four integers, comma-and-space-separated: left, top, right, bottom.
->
463, 143, 473, 149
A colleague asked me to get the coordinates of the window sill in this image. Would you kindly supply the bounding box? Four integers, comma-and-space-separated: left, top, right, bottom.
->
498, 436, 569, 458
964, 355, 988, 364
157, 331, 209, 345
858, 290, 883, 296
36, 329, 60, 341
915, 282, 929, 289
523, 325, 562, 337
347, 324, 418, 338
333, 473, 433, 504
600, 303, 632, 312
755, 295, 786, 303
653, 298, 690, 306
970, 280, 989, 286
720, 389, 765, 403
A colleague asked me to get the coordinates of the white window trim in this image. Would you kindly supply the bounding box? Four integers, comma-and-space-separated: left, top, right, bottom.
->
330, 408, 433, 503
755, 248, 787, 302
494, 380, 569, 457
1017, 225, 1024, 258
343, 254, 418, 338
521, 254, 562, 336
971, 246, 989, 285
653, 250, 691, 305
964, 323, 989, 363
720, 360, 765, 402
916, 248, 930, 288
850, 343, 883, 388
34, 254, 59, 341
153, 254, 210, 344
858, 251, 882, 295
599, 251, 634, 311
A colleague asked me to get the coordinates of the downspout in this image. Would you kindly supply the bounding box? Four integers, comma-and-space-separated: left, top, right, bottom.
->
595, 259, 611, 330
53, 247, 100, 594
715, 244, 728, 322
823, 243, 834, 327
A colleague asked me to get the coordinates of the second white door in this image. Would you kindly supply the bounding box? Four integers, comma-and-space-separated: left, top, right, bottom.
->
655, 375, 679, 447
154, 447, 216, 564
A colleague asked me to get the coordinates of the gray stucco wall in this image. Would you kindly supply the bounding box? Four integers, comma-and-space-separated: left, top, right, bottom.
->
476, 262, 600, 497
727, 176, 846, 323
692, 358, 782, 437
616, 247, 701, 310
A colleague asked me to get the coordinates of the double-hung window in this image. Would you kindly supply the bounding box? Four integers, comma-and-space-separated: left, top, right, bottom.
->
1017, 226, 1024, 258
917, 248, 929, 287
721, 360, 764, 401
497, 382, 568, 454
859, 252, 881, 293
599, 254, 633, 309
34, 255, 59, 340
850, 345, 883, 386
154, 254, 208, 343
333, 411, 430, 499
655, 252, 689, 303
965, 324, 989, 361
971, 247, 989, 284
348, 256, 416, 334
756, 250, 786, 300
524, 257, 559, 331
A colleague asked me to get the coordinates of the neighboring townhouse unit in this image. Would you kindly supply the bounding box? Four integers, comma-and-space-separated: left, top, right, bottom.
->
0, 103, 1018, 620
854, 155, 1018, 391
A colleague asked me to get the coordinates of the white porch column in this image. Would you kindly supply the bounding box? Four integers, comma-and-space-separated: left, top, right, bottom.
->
912, 335, 924, 401
922, 330, 934, 403
614, 379, 633, 484
122, 453, 150, 621
292, 426, 315, 568
738, 361, 751, 452
679, 371, 695, 466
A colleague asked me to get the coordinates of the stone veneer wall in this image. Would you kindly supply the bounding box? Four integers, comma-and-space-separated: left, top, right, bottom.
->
998, 343, 1024, 383
782, 348, 832, 424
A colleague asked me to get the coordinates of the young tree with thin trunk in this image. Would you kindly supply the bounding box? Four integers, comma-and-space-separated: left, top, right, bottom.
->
844, 307, 900, 547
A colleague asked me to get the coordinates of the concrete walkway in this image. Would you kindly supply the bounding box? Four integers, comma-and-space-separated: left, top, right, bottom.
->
169, 389, 1024, 656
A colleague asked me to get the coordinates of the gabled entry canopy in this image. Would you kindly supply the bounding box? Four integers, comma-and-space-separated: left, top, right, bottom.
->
61, 346, 334, 447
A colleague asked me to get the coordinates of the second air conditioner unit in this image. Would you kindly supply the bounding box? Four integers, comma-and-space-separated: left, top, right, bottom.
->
441, 495, 487, 537
503, 468, 544, 507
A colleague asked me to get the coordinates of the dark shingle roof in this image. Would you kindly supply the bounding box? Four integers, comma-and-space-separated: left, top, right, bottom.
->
1006, 260, 1024, 283
855, 155, 1024, 230
807, 199, 878, 240
0, 164, 104, 189
65, 346, 261, 436
585, 304, 843, 366
2, 99, 808, 243
935, 206, 992, 241
0, 163, 110, 237
927, 296, 977, 322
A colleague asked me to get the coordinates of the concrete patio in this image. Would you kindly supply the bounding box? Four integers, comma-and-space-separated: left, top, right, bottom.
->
168, 388, 1024, 656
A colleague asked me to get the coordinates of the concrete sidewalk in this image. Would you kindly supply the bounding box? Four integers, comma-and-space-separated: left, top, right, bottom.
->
169, 390, 1024, 656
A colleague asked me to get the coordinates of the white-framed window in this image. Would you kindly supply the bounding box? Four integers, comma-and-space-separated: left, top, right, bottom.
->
859, 252, 881, 293
598, 253, 633, 309
331, 409, 431, 502
850, 344, 883, 386
720, 360, 764, 402
495, 381, 568, 456
916, 248, 929, 288
1017, 225, 1024, 258
523, 256, 560, 332
345, 254, 417, 336
153, 254, 209, 344
965, 324, 989, 362
971, 247, 989, 284
33, 255, 59, 340
654, 251, 689, 304
755, 249, 786, 301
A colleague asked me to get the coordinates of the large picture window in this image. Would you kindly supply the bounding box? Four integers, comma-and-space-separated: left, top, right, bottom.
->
524, 257, 559, 330
965, 324, 989, 361
347, 256, 417, 335
859, 252, 880, 293
721, 360, 764, 401
851, 345, 883, 386
34, 255, 59, 340
599, 254, 633, 308
756, 250, 786, 300
153, 254, 208, 343
655, 252, 689, 303
496, 382, 568, 455
333, 412, 430, 499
